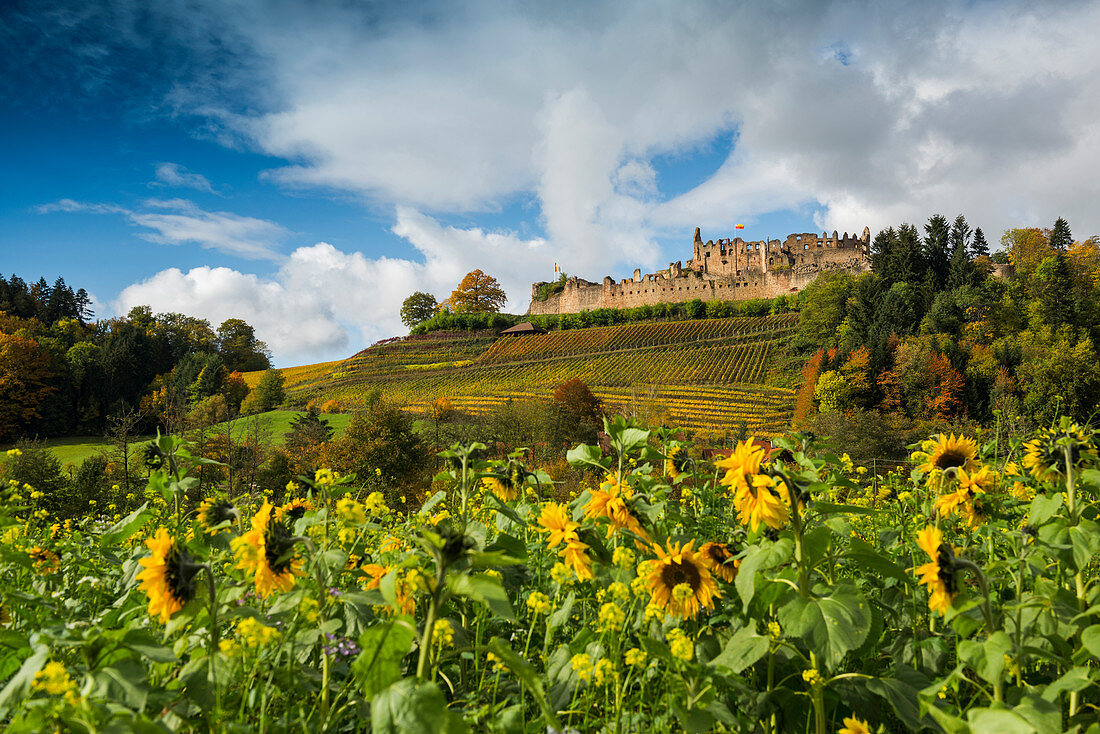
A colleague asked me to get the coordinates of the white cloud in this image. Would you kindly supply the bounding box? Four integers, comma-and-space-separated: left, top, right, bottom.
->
153, 163, 218, 194
37, 197, 287, 260
114, 210, 551, 364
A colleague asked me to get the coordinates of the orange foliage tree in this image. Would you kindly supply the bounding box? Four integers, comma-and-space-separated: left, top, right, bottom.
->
794, 348, 826, 425
0, 333, 56, 441
449, 269, 507, 313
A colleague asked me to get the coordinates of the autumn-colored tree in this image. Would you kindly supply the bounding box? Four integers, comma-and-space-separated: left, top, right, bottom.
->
0, 333, 56, 441
793, 348, 826, 425
925, 353, 966, 420
1001, 227, 1050, 275
448, 269, 507, 314
222, 371, 250, 415
839, 346, 872, 406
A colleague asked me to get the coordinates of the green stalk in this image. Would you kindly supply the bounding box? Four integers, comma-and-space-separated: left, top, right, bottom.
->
203, 565, 221, 732
1064, 445, 1085, 719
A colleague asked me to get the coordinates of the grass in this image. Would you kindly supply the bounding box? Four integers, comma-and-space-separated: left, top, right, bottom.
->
2, 410, 353, 469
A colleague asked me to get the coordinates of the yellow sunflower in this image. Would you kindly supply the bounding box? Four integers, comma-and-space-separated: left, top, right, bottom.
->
913, 434, 979, 476
481, 465, 525, 501
665, 444, 691, 481
838, 717, 872, 734
197, 498, 238, 534
137, 528, 199, 623
273, 498, 314, 523
645, 540, 720, 620
716, 438, 766, 492
231, 501, 300, 598
733, 474, 791, 531
560, 538, 595, 581
935, 466, 997, 528
537, 502, 579, 549
914, 525, 957, 615
584, 475, 649, 541
699, 541, 739, 582
27, 546, 60, 575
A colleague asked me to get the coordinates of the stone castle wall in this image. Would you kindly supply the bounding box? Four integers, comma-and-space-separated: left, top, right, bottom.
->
526, 227, 872, 316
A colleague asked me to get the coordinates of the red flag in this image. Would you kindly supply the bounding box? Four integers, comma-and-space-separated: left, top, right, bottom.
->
734, 224, 745, 230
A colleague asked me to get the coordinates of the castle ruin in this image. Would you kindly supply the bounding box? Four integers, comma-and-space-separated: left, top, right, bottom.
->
526, 227, 872, 315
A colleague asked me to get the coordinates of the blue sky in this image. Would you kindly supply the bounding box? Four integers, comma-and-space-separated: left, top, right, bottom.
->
4, 0, 1099, 365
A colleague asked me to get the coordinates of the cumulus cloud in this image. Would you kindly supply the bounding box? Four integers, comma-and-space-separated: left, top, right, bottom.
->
37, 197, 288, 260
152, 163, 218, 194
114, 210, 550, 364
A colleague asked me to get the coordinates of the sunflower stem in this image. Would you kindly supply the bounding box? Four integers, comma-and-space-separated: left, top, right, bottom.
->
1064, 444, 1085, 719
202, 564, 221, 730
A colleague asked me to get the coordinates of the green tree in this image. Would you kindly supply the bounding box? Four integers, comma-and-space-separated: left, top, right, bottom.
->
216, 318, 271, 373
970, 227, 990, 259
814, 370, 851, 413
795, 271, 854, 348
1050, 217, 1073, 253
400, 292, 439, 328
326, 401, 429, 506
286, 406, 335, 455
448, 270, 507, 313
252, 369, 286, 412
923, 214, 951, 289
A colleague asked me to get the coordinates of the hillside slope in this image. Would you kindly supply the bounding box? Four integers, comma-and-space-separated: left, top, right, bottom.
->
247, 314, 802, 436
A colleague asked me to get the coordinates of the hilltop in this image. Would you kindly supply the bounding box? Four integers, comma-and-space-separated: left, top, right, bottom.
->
246, 313, 802, 437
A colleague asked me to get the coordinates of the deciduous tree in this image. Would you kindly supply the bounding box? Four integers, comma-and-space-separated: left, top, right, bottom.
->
448, 270, 507, 314
400, 292, 438, 328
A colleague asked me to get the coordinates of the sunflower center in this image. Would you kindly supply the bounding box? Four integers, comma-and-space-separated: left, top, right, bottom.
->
707, 545, 732, 565
660, 560, 700, 593
165, 546, 199, 603
934, 449, 970, 470
935, 543, 958, 594
265, 524, 297, 574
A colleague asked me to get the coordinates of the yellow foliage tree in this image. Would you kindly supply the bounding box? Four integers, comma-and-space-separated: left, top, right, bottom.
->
448, 269, 507, 313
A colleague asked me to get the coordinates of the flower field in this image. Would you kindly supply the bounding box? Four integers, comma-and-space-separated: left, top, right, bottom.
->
3, 418, 1100, 732
272, 316, 799, 436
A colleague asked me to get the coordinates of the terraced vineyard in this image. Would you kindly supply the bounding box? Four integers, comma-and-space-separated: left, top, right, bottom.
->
268, 316, 800, 436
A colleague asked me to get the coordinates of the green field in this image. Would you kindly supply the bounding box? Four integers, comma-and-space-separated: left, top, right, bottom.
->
2, 410, 352, 468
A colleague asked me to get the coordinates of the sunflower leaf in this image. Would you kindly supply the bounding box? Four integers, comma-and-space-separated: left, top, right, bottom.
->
776, 584, 871, 671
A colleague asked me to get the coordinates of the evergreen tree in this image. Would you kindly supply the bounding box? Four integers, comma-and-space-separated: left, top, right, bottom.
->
923, 214, 951, 289
870, 227, 896, 276
893, 223, 925, 284
970, 227, 990, 259
948, 235, 977, 289
949, 215, 971, 257
285, 406, 334, 454
1050, 217, 1073, 252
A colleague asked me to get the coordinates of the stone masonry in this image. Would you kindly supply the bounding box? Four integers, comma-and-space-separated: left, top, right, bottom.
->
526, 226, 872, 315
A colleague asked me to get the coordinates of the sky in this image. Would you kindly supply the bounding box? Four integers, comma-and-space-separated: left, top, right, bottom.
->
3, 0, 1100, 366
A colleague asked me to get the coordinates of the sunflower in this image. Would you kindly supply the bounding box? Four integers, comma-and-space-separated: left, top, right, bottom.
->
733, 474, 791, 531
935, 466, 997, 527
481, 464, 525, 501
914, 525, 958, 614
197, 498, 238, 534
560, 538, 595, 581
537, 502, 579, 548
360, 563, 387, 590
231, 502, 300, 597
1021, 422, 1095, 483
699, 541, 739, 582
716, 438, 766, 492
644, 540, 720, 620
913, 434, 979, 476
838, 717, 872, 734
584, 475, 649, 541
274, 498, 314, 524
665, 444, 691, 481
137, 528, 200, 623
27, 546, 60, 575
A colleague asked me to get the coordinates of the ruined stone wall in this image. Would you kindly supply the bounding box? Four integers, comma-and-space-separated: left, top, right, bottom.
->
526, 226, 871, 316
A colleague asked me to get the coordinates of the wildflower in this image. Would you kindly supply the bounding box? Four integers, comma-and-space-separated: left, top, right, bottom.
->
612, 546, 636, 569
593, 658, 615, 685
560, 538, 595, 581
571, 653, 593, 682
232, 502, 300, 598
665, 443, 691, 480
198, 498, 238, 533
237, 617, 281, 647
802, 668, 824, 687
323, 632, 361, 658
666, 628, 693, 661
914, 525, 958, 614
537, 502, 579, 548
550, 562, 572, 585
913, 434, 979, 478
624, 647, 647, 667
432, 619, 455, 647
699, 541, 739, 582
645, 540, 719, 620
363, 491, 387, 514
598, 602, 626, 632
838, 716, 871, 734
607, 581, 630, 602
526, 591, 551, 615
298, 596, 321, 624
33, 661, 80, 705
733, 474, 791, 532
336, 496, 367, 525
716, 437, 766, 492
28, 546, 61, 575
6, 448, 21, 458
219, 638, 240, 657
486, 651, 505, 673
136, 529, 200, 623
767, 621, 781, 640
644, 602, 665, 622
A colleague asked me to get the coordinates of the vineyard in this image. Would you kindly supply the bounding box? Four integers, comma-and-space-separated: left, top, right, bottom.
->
260, 316, 801, 436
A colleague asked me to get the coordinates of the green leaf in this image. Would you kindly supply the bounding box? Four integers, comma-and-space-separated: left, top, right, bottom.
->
958, 632, 1012, 685
0, 644, 48, 716
566, 443, 605, 469
352, 617, 417, 700
484, 493, 526, 527
1041, 666, 1093, 702
1082, 625, 1100, 657
88, 659, 150, 710
1068, 520, 1100, 572
735, 538, 793, 612
418, 490, 446, 515
549, 592, 575, 631
967, 707, 1038, 734
865, 673, 926, 732
708, 626, 769, 674
99, 503, 151, 547
776, 584, 871, 671
1028, 493, 1063, 527
371, 679, 467, 734
486, 638, 561, 730
447, 573, 516, 621
615, 428, 651, 454
845, 537, 914, 588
